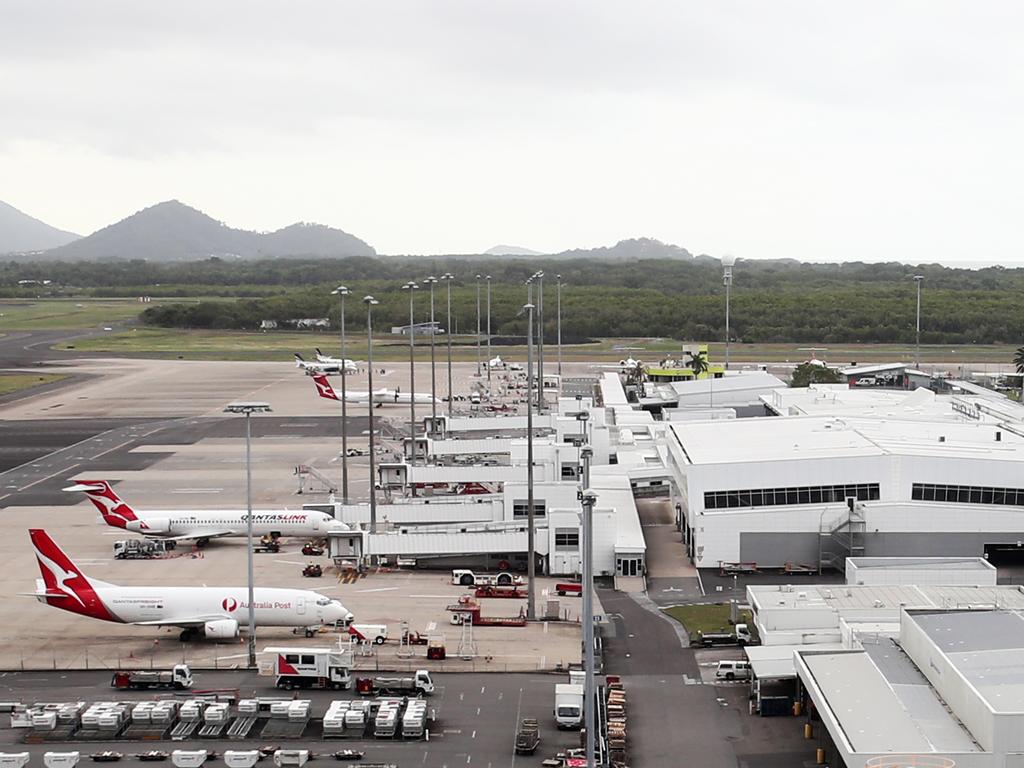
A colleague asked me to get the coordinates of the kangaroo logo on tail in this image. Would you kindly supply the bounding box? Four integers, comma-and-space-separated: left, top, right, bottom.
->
29, 529, 115, 621
63, 480, 139, 529
312, 374, 340, 401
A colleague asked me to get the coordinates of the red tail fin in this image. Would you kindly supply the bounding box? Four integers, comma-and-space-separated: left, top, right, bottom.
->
313, 374, 340, 401
63, 480, 138, 528
29, 529, 115, 621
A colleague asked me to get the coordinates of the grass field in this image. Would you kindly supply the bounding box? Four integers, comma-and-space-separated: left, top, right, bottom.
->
0, 373, 69, 397
0, 298, 168, 331
66, 328, 1020, 366
662, 603, 756, 639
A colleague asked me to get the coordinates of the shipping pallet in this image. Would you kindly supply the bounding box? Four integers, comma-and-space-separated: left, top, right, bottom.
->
259, 718, 309, 739
170, 721, 198, 741
121, 724, 172, 741
74, 726, 128, 742
227, 717, 258, 740
23, 724, 79, 743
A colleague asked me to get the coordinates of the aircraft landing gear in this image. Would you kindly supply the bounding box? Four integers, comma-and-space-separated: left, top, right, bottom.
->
195, 538, 210, 549
179, 627, 199, 642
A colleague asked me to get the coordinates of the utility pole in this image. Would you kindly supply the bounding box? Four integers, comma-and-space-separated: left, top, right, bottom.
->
403, 282, 419, 466
556, 274, 563, 377
441, 273, 454, 418
536, 272, 544, 413
332, 286, 350, 503
475, 274, 482, 376
224, 401, 271, 669
913, 274, 924, 369
485, 275, 492, 387
525, 300, 536, 622
580, 480, 597, 768
423, 276, 438, 438
364, 296, 379, 533
722, 255, 735, 370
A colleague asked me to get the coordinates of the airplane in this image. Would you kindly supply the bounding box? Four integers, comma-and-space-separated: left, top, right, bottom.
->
484, 355, 505, 370
26, 529, 353, 641
64, 480, 350, 545
294, 353, 355, 376
311, 374, 439, 406
314, 349, 359, 373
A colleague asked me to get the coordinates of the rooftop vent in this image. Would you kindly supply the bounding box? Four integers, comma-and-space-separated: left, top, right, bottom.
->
939, 435, 946, 443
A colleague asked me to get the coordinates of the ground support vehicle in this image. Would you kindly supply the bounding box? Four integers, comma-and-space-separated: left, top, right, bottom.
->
111, 665, 192, 690
354, 671, 434, 696
265, 648, 352, 690
514, 718, 540, 754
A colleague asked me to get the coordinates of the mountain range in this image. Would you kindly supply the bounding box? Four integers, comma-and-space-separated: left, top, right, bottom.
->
3, 200, 375, 261
1, 199, 701, 263
0, 201, 80, 253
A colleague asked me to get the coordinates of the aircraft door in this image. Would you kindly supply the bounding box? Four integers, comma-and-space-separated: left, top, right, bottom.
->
296, 597, 306, 615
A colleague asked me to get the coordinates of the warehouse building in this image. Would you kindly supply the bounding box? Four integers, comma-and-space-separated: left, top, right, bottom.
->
667, 414, 1024, 570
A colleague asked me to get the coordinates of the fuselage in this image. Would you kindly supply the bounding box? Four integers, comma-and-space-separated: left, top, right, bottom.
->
90, 585, 350, 627
121, 510, 346, 538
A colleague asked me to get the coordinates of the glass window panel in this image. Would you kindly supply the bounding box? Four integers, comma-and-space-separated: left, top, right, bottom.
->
970, 488, 983, 504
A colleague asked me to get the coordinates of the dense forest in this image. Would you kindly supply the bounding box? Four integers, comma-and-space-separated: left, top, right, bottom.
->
3, 256, 1024, 344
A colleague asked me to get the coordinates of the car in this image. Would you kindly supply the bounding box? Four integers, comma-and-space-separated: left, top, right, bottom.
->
854, 376, 877, 386
344, 448, 365, 457
715, 660, 752, 680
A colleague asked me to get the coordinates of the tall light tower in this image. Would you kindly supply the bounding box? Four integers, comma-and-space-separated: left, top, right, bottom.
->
913, 274, 924, 369
475, 274, 482, 376
721, 254, 736, 370
423, 276, 438, 436
363, 295, 379, 533
556, 274, 563, 377
331, 285, 350, 504
485, 275, 492, 387
402, 281, 419, 465
224, 400, 272, 669
440, 273, 454, 417
579, 477, 597, 768
536, 271, 545, 413
524, 300, 536, 621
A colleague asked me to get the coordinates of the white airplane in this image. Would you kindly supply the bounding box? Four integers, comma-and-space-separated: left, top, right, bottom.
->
294, 353, 356, 376
26, 529, 353, 641
312, 374, 438, 405
64, 480, 349, 545
314, 349, 359, 373
484, 355, 505, 370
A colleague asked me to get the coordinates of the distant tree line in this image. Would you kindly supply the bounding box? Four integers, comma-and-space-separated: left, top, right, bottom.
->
3, 256, 1024, 344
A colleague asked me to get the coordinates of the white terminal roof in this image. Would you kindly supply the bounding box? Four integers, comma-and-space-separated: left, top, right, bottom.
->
909, 609, 1024, 714
847, 556, 996, 573
798, 646, 980, 754
839, 362, 913, 376
749, 583, 1024, 613
600, 372, 630, 406
589, 472, 645, 554
670, 415, 1024, 465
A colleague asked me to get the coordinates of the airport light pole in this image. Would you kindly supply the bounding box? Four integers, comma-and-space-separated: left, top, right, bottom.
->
485, 275, 492, 387
332, 285, 350, 504
536, 271, 545, 413
579, 482, 597, 768
475, 274, 482, 376
525, 301, 537, 621
721, 254, 736, 370
363, 296, 379, 533
441, 273, 454, 418
224, 400, 272, 669
403, 282, 419, 466
913, 274, 924, 369
423, 277, 438, 439
556, 274, 563, 377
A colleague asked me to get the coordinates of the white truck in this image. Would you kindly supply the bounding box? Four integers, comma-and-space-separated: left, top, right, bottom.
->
554, 683, 584, 729
264, 647, 352, 690
355, 671, 435, 697
347, 623, 388, 645
111, 664, 193, 690
451, 569, 521, 587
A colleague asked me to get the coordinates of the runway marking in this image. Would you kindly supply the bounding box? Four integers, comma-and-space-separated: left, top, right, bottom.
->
409, 594, 456, 598
273, 559, 307, 566
18, 462, 80, 492
510, 686, 523, 768
172, 488, 224, 494
354, 587, 399, 593
91, 437, 137, 460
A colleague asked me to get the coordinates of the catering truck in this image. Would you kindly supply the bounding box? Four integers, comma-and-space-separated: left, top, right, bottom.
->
265, 647, 352, 690
554, 683, 584, 729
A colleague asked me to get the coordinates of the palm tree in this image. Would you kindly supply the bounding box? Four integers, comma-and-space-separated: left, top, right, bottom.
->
1014, 346, 1024, 400
687, 350, 708, 379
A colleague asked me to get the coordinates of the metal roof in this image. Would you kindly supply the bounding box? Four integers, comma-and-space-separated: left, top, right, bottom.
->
745, 643, 843, 680
839, 362, 911, 376
848, 556, 995, 572
363, 529, 539, 557
589, 471, 646, 554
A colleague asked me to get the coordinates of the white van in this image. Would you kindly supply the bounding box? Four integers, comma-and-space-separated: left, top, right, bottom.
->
715, 660, 751, 681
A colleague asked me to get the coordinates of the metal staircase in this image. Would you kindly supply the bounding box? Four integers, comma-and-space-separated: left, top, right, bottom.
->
294, 464, 338, 495
817, 500, 866, 574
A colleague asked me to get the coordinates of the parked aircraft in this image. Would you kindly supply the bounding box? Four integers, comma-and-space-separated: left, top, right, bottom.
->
311, 374, 438, 405
294, 353, 356, 376
64, 480, 349, 545
26, 529, 353, 641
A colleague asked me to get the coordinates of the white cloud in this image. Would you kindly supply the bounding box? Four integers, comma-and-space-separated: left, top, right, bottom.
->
2, 0, 1024, 261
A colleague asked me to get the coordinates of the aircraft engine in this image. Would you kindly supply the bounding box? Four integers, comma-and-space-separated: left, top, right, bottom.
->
203, 618, 240, 639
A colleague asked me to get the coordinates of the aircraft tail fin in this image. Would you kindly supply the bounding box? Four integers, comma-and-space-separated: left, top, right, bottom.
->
29, 529, 115, 620
63, 479, 138, 528
312, 374, 340, 401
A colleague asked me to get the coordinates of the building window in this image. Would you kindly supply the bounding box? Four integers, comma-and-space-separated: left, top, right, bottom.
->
512, 500, 547, 518
561, 463, 580, 480
912, 483, 1024, 507
554, 529, 579, 550
703, 483, 881, 510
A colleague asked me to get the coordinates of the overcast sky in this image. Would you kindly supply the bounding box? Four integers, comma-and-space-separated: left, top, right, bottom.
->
3, 1, 1023, 262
